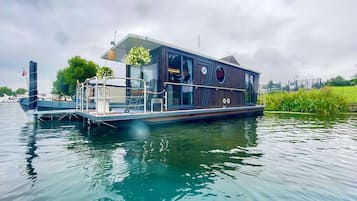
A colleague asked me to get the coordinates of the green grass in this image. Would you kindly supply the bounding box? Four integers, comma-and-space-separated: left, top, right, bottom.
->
260, 87, 349, 116
329, 86, 357, 104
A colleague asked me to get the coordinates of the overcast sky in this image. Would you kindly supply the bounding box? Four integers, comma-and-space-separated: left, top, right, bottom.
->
1, 0, 356, 93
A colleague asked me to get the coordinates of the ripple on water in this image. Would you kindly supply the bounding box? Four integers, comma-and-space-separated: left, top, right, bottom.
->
0, 104, 357, 200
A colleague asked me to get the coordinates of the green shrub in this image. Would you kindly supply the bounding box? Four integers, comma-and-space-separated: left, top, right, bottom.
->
329, 86, 357, 104
261, 87, 348, 115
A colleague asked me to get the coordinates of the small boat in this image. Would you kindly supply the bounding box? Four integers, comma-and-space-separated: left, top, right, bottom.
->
18, 97, 77, 112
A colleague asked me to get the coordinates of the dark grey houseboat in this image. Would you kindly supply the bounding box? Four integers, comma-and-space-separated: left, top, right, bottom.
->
76, 34, 263, 127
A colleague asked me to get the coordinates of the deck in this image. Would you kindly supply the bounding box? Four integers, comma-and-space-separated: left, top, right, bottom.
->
76, 105, 264, 125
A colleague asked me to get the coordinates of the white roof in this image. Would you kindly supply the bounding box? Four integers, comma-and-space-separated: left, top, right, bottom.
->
102, 33, 259, 74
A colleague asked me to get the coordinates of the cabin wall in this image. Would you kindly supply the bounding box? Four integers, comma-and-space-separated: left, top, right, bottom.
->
193, 60, 246, 108
161, 47, 258, 110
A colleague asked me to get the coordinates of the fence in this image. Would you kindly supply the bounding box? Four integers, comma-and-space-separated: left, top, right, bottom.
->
261, 78, 323, 93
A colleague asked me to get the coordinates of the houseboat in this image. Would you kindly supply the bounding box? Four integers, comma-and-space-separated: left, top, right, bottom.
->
76, 34, 264, 127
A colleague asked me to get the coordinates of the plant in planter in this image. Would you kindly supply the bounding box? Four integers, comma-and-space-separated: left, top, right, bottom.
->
96, 66, 114, 80
125, 46, 152, 80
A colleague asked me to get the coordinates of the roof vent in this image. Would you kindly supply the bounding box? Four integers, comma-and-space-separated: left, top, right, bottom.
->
220, 55, 240, 65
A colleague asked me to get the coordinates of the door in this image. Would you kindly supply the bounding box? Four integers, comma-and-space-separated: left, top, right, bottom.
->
167, 52, 193, 109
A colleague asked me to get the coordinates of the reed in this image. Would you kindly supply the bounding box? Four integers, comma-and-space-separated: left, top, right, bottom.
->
261, 88, 348, 115
330, 86, 357, 104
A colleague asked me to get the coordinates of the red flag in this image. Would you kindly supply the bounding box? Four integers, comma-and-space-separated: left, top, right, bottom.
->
22, 69, 27, 77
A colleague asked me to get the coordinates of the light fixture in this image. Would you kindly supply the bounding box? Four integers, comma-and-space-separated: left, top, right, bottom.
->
107, 49, 116, 60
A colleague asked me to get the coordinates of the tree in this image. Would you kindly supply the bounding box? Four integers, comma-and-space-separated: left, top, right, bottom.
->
52, 56, 97, 96
0, 86, 14, 97
52, 69, 68, 95
96, 66, 114, 79
15, 88, 27, 95
264, 80, 282, 92
325, 75, 352, 86
266, 80, 274, 90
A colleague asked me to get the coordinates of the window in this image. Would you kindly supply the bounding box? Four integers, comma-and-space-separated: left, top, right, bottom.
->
168, 53, 181, 83
216, 66, 225, 83
167, 53, 193, 106
245, 72, 255, 104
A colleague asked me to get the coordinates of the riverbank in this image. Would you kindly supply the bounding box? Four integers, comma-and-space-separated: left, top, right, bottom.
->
261, 87, 357, 116
264, 110, 357, 116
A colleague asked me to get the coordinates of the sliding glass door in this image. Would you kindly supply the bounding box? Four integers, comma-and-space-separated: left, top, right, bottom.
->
167, 52, 193, 108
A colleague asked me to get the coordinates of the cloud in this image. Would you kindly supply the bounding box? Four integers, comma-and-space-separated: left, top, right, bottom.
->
0, 0, 356, 92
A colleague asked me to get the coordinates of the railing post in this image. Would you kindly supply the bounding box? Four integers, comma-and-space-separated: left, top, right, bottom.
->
143, 80, 147, 113
86, 80, 89, 111
95, 77, 98, 115
164, 83, 168, 111
103, 77, 107, 115
75, 86, 78, 111
81, 83, 84, 112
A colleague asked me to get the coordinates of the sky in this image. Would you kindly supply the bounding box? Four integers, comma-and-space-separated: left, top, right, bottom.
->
0, 0, 356, 93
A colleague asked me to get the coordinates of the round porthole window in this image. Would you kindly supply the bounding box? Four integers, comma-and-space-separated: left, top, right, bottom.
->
216, 66, 225, 83
201, 66, 207, 75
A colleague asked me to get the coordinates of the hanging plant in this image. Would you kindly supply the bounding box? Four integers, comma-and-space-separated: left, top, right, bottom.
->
125, 46, 151, 66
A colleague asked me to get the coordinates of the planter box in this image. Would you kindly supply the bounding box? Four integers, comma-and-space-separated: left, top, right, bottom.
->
97, 97, 110, 113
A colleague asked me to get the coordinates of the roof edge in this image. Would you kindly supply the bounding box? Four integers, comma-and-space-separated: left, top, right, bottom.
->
102, 33, 260, 74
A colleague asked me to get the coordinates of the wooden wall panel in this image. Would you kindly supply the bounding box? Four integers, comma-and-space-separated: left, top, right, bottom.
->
192, 59, 246, 108
163, 47, 256, 109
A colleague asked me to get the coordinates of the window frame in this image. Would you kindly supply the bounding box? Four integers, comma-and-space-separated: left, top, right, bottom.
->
215, 65, 226, 84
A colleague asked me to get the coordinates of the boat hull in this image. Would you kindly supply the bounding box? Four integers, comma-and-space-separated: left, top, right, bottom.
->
19, 98, 76, 112
76, 105, 264, 127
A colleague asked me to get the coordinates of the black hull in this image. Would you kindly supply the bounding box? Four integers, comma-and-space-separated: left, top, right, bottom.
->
19, 98, 77, 112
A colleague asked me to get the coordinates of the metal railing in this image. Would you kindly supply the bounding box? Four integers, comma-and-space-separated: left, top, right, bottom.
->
76, 77, 98, 112
163, 82, 247, 110
76, 76, 147, 115
75, 78, 260, 114
163, 82, 246, 92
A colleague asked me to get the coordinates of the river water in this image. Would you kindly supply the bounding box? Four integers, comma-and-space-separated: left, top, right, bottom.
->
0, 103, 356, 201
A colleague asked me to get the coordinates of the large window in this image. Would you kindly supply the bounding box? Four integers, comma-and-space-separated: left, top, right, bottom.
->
167, 53, 193, 107
245, 73, 255, 104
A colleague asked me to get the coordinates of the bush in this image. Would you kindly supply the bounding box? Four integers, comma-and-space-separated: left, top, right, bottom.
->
261, 88, 348, 115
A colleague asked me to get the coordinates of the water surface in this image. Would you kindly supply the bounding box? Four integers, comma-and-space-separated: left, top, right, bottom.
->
0, 103, 356, 200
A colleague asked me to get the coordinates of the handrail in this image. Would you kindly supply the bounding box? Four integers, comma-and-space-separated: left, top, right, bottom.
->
163, 82, 246, 92
76, 76, 158, 114
102, 76, 147, 114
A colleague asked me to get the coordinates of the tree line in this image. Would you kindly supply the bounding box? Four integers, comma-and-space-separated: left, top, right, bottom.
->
0, 87, 27, 97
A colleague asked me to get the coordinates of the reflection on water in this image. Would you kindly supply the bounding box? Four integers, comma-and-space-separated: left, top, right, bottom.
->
0, 104, 356, 200
21, 124, 39, 185
62, 118, 261, 200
